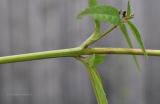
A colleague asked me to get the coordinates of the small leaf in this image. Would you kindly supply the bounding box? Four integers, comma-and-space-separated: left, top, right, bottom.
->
77, 5, 121, 25
88, 54, 106, 67
127, 21, 147, 56
88, 0, 97, 7
127, 0, 131, 17
119, 24, 141, 70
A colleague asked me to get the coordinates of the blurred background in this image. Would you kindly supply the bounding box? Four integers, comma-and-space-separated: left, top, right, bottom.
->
0, 0, 160, 104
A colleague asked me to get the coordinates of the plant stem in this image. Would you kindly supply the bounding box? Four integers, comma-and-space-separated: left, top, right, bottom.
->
0, 47, 82, 64
0, 47, 160, 64
76, 58, 108, 104
99, 25, 117, 41
80, 25, 117, 48
80, 32, 98, 48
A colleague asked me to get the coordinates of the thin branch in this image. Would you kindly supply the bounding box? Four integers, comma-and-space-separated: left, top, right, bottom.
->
0, 47, 160, 64
80, 25, 117, 48
99, 25, 117, 40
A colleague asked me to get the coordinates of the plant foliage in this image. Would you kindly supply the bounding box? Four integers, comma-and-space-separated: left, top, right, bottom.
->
77, 5, 121, 25
0, 1, 147, 104
127, 0, 131, 17
127, 21, 147, 56
88, 54, 106, 67
119, 24, 140, 70
88, 0, 97, 7
77, 0, 147, 104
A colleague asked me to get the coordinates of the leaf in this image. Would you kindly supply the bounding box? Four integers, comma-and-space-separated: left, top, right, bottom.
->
119, 24, 141, 70
127, 21, 147, 56
88, 0, 97, 7
119, 24, 132, 48
88, 54, 106, 67
127, 0, 131, 17
77, 5, 121, 25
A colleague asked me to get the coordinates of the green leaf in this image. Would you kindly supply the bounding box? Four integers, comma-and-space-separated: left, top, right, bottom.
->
77, 5, 121, 25
127, 0, 131, 17
88, 54, 106, 67
88, 0, 97, 7
119, 24, 141, 70
119, 24, 132, 48
127, 21, 147, 56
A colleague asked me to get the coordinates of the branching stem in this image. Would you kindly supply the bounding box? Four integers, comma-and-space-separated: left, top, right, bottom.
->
0, 47, 160, 64
80, 25, 117, 48
99, 25, 117, 40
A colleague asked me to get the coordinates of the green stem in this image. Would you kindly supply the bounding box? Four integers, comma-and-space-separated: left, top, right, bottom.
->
0, 47, 82, 64
80, 32, 98, 48
99, 25, 117, 40
1, 47, 160, 64
80, 25, 117, 48
76, 57, 108, 104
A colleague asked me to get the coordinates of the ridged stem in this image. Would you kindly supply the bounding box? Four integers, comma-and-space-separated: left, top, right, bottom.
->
0, 47, 160, 64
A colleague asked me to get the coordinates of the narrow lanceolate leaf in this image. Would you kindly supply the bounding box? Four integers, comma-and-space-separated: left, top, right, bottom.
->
127, 21, 147, 56
77, 5, 121, 25
88, 0, 97, 7
127, 0, 131, 17
119, 24, 141, 70
88, 54, 106, 67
